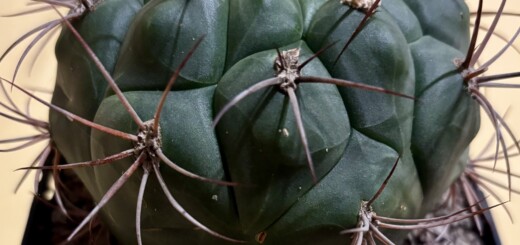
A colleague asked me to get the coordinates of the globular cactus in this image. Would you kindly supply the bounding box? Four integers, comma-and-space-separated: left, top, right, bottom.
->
1, 0, 520, 244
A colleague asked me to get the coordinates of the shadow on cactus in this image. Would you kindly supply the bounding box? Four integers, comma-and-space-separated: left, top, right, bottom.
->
1, 0, 520, 244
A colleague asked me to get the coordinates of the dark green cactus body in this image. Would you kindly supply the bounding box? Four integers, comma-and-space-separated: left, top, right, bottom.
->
50, 0, 478, 244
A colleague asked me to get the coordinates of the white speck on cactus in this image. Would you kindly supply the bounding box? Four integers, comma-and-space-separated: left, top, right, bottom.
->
340, 0, 380, 10
279, 128, 290, 137
212, 195, 219, 201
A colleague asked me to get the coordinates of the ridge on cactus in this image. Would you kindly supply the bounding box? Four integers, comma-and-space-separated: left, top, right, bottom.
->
1, 0, 520, 244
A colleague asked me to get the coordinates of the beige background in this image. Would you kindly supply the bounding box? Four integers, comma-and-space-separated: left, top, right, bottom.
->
0, 1, 519, 244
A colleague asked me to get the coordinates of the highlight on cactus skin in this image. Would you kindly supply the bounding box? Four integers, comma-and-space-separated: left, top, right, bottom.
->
1, 0, 520, 244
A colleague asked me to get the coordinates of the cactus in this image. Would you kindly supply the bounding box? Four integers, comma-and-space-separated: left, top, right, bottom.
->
1, 0, 520, 244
